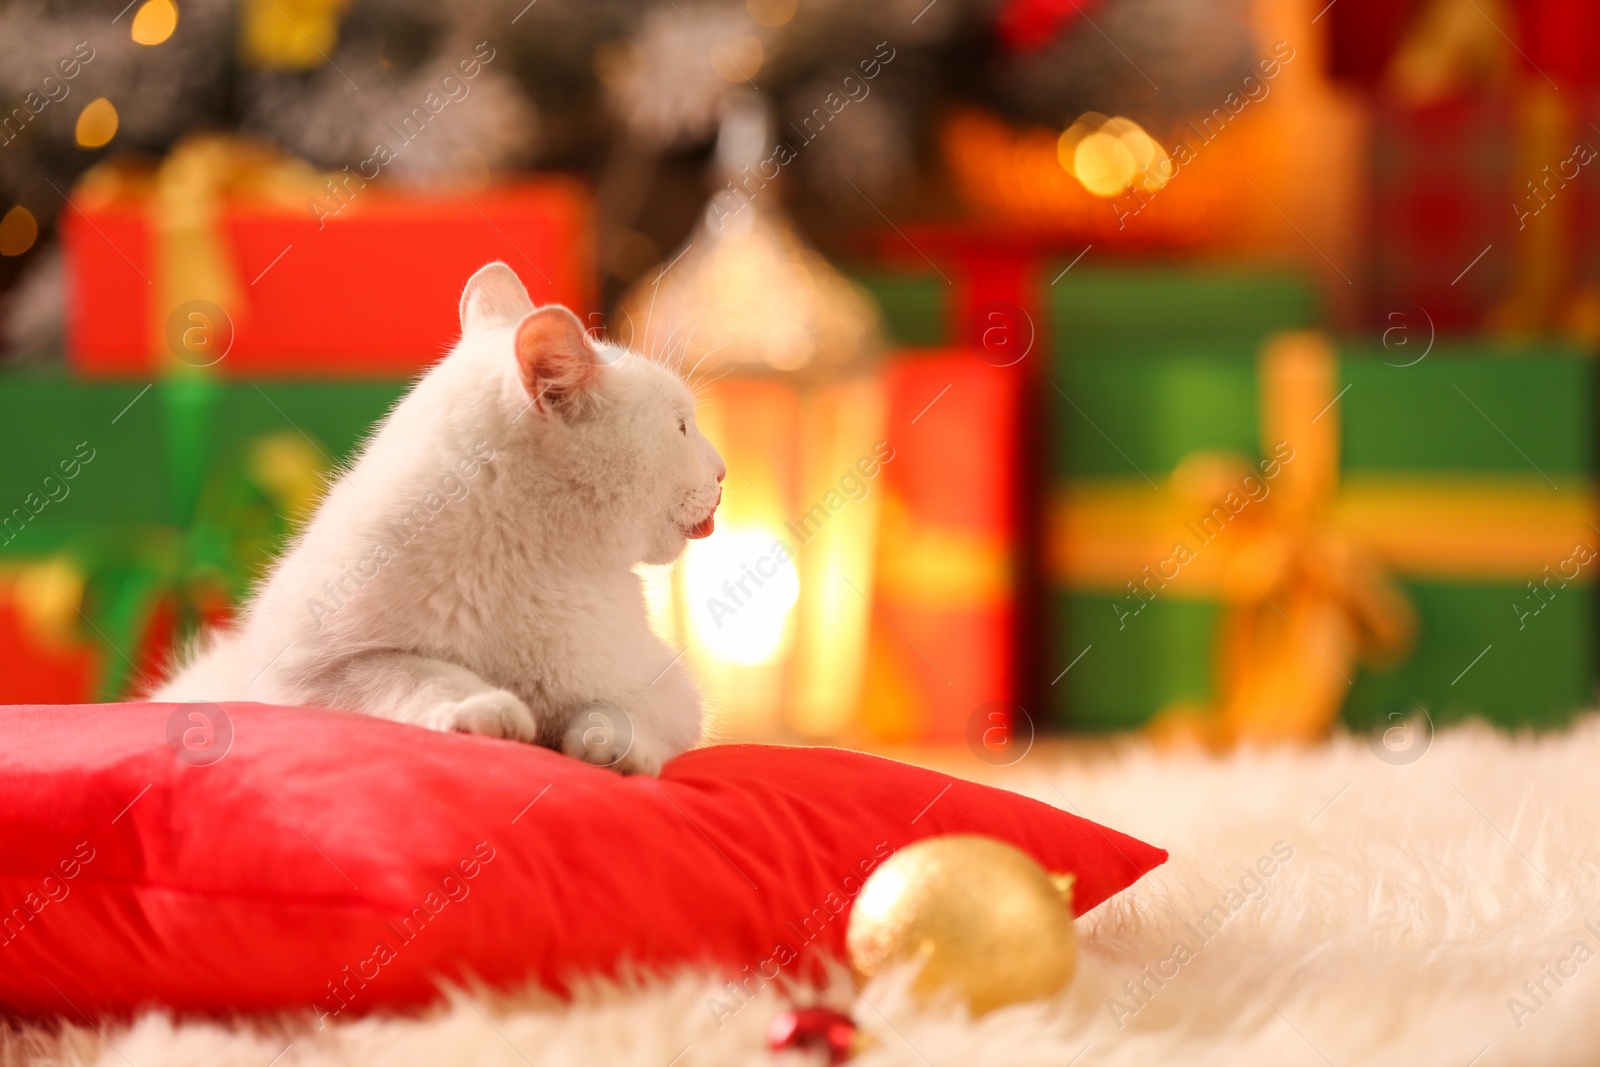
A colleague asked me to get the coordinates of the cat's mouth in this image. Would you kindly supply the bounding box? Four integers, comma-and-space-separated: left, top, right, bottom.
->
681, 490, 720, 539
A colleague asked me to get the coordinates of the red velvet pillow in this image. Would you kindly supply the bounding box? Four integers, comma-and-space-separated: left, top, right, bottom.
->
0, 703, 1164, 1020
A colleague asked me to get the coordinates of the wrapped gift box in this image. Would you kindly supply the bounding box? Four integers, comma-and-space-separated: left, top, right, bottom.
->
851, 270, 948, 347
850, 224, 1081, 358
1045, 302, 1597, 733
849, 262, 1034, 743
1044, 264, 1323, 733
859, 350, 1023, 743
1369, 90, 1600, 341
1367, 97, 1519, 335
0, 377, 405, 700
1337, 0, 1600, 338
63, 146, 593, 378
1051, 266, 1318, 351
1330, 0, 1600, 95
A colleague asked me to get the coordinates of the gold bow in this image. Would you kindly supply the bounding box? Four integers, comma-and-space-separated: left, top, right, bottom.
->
1173, 334, 1413, 745
74, 135, 332, 372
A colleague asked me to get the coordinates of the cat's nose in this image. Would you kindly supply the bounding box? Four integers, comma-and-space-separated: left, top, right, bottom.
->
716, 466, 726, 483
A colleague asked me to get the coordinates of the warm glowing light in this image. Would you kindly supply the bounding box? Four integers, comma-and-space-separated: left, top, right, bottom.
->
131, 0, 178, 45
1072, 131, 1137, 197
75, 98, 119, 149
1057, 112, 1171, 198
944, 108, 1233, 241
683, 526, 800, 665
0, 206, 38, 257
711, 34, 764, 82
747, 0, 797, 26
1111, 119, 1173, 192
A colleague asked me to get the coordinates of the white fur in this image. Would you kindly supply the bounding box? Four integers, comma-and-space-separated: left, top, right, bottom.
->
23, 716, 1600, 1066
151, 263, 725, 775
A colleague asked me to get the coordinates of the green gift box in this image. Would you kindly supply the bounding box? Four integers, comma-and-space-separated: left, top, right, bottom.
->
1044, 267, 1596, 735
0, 375, 406, 698
1050, 266, 1318, 351
850, 269, 948, 347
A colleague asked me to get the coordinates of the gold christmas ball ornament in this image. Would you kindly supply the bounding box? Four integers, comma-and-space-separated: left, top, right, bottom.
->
846, 835, 1077, 1015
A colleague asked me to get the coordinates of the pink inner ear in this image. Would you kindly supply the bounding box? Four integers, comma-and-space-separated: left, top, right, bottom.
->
515, 307, 599, 403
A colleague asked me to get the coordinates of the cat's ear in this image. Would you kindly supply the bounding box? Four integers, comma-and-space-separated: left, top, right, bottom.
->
460, 262, 535, 333
515, 305, 601, 411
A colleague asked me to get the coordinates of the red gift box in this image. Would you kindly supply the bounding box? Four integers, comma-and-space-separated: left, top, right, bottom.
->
860, 350, 1023, 744
1330, 0, 1600, 93
1366, 90, 1600, 336
64, 179, 593, 378
1366, 97, 1517, 334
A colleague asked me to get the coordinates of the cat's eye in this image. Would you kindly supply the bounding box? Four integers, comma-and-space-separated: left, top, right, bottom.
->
678, 418, 687, 435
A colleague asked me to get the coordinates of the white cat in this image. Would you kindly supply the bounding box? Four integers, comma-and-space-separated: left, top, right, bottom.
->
150, 262, 724, 775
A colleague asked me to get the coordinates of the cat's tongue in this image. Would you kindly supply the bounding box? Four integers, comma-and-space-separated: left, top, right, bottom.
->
686, 490, 720, 539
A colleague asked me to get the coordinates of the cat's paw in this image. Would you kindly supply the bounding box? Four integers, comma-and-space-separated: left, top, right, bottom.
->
425, 689, 537, 741
562, 700, 661, 775
610, 737, 663, 777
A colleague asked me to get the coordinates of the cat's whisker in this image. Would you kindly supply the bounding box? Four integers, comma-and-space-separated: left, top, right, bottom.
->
661, 286, 686, 372
683, 347, 720, 387
656, 315, 694, 374
661, 311, 703, 375
685, 342, 736, 391
640, 262, 676, 357
690, 366, 737, 395
669, 312, 705, 375
658, 315, 685, 361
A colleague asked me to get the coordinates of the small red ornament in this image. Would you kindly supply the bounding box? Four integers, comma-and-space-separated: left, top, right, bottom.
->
766, 1007, 858, 1064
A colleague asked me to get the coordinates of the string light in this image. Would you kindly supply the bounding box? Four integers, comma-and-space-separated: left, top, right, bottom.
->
710, 34, 763, 82
747, 0, 797, 27
1057, 112, 1172, 198
941, 109, 1230, 241
131, 0, 178, 45
1071, 130, 1136, 197
74, 98, 119, 149
0, 206, 38, 257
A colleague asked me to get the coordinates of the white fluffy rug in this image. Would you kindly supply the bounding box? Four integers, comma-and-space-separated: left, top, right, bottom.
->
7, 716, 1599, 1067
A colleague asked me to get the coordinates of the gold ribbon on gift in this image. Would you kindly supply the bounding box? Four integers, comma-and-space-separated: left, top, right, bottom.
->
1385, 0, 1512, 104
74, 135, 333, 373
873, 494, 1012, 610
1048, 332, 1598, 746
